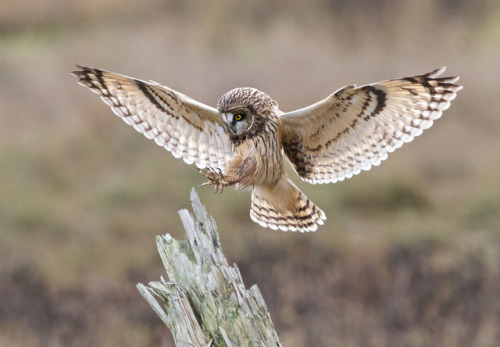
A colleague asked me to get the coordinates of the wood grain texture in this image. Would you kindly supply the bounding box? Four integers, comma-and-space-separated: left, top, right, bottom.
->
137, 189, 282, 346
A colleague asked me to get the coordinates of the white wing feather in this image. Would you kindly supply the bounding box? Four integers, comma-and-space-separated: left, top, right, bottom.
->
281, 67, 462, 184
73, 66, 232, 170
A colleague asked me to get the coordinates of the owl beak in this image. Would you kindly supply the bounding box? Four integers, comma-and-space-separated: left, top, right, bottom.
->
228, 123, 237, 135
222, 113, 237, 135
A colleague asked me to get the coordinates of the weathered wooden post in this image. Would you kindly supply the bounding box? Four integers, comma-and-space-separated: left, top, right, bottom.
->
137, 188, 282, 346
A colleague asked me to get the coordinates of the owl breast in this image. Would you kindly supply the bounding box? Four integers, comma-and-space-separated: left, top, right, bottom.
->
230, 119, 284, 188
218, 87, 285, 187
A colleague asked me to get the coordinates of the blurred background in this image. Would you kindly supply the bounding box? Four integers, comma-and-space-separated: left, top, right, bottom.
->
1, 0, 499, 346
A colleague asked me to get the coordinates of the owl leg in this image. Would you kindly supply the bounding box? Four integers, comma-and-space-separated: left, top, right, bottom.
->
199, 168, 232, 194
199, 156, 256, 193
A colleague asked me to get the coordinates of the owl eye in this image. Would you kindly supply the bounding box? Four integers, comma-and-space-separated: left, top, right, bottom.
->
234, 114, 245, 121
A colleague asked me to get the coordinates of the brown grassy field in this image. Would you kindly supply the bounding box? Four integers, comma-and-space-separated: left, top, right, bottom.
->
1, 1, 499, 346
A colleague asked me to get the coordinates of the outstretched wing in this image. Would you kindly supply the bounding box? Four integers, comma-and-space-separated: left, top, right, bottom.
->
280, 67, 462, 184
72, 65, 232, 170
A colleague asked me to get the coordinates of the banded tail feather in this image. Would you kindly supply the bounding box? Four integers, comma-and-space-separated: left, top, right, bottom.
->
250, 178, 326, 232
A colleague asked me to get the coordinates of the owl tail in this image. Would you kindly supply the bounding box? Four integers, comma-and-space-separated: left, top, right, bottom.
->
250, 178, 326, 232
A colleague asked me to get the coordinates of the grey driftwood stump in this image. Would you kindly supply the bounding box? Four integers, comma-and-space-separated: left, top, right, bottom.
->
137, 188, 282, 347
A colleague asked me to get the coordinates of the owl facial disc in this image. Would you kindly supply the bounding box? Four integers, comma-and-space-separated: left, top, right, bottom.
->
223, 111, 254, 136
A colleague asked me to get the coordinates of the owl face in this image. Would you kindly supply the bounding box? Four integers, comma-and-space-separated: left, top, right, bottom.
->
221, 107, 254, 136
218, 87, 279, 142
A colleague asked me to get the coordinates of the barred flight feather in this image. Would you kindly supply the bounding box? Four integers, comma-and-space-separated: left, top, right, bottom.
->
72, 66, 232, 171
281, 67, 463, 184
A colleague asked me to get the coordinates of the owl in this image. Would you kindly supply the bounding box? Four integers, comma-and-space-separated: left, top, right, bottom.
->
73, 66, 462, 232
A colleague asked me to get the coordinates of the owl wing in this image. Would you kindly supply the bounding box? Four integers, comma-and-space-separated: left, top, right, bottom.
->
72, 65, 232, 170
280, 67, 462, 184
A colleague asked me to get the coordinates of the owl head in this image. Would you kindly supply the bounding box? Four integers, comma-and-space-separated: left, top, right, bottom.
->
217, 87, 279, 140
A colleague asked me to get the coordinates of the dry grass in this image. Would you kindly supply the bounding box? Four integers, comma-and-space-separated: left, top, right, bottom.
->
1, 1, 500, 346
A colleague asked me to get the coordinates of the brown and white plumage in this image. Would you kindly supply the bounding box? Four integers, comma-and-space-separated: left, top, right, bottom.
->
281, 67, 462, 184
73, 66, 462, 232
73, 66, 232, 170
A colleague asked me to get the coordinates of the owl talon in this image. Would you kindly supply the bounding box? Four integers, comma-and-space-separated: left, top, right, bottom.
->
199, 168, 228, 193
